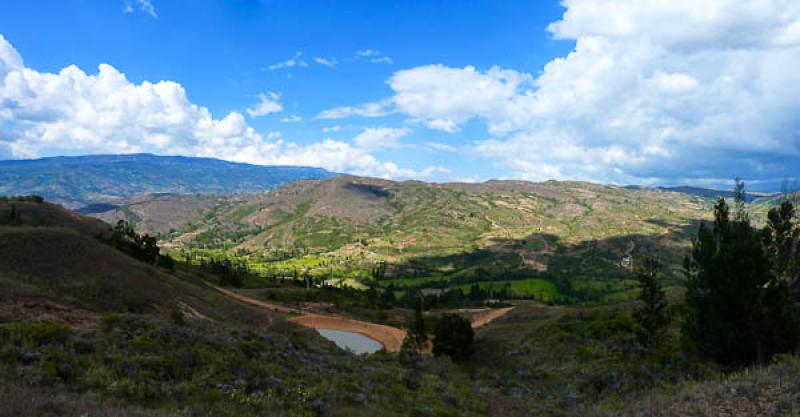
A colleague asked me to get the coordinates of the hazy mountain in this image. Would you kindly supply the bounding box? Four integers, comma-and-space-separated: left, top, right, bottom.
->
0, 154, 338, 209
625, 185, 774, 202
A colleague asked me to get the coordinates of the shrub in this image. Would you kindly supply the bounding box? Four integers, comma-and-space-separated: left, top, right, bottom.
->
12, 321, 70, 346
432, 314, 474, 361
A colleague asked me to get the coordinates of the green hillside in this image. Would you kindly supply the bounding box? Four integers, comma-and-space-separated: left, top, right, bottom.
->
96, 176, 715, 302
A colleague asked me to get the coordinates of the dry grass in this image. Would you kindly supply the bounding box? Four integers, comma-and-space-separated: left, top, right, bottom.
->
0, 385, 173, 417
591, 356, 800, 417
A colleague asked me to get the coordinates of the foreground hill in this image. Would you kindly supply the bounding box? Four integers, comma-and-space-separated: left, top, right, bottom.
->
0, 153, 337, 209
97, 176, 716, 301
0, 199, 275, 325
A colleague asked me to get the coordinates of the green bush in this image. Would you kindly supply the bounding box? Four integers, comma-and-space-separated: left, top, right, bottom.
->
11, 321, 70, 346
432, 314, 474, 361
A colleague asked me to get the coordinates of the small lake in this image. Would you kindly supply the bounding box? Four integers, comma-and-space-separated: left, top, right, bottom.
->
317, 329, 383, 354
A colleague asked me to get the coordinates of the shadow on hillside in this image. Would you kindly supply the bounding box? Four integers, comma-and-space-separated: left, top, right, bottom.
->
382, 218, 706, 289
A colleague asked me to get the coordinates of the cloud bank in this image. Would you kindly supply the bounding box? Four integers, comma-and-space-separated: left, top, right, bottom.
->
322, 0, 800, 186
0, 35, 435, 179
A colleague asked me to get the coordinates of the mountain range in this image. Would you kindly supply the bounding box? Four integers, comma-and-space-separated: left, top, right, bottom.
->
0, 154, 338, 209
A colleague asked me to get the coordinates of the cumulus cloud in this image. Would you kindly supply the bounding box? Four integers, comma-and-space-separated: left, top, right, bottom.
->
264, 138, 445, 178
246, 92, 282, 118
0, 35, 436, 180
352, 127, 410, 150
329, 0, 800, 186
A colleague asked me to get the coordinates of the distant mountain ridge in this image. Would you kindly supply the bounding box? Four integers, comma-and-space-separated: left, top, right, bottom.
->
0, 153, 339, 208
625, 185, 774, 202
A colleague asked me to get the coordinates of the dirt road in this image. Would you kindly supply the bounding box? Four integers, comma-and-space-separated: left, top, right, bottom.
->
212, 285, 304, 314
470, 306, 515, 328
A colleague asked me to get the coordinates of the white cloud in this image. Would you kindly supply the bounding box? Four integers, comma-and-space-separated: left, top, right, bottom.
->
280, 114, 302, 123
0, 35, 434, 180
266, 138, 444, 179
266, 52, 307, 71
124, 0, 157, 17
389, 64, 534, 134
355, 49, 393, 65
352, 127, 410, 150
323, 125, 342, 133
330, 0, 800, 185
424, 142, 459, 153
314, 57, 337, 67
246, 92, 282, 118
316, 99, 393, 119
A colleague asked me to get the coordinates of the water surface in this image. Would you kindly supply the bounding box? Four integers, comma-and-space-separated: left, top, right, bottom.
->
317, 329, 383, 354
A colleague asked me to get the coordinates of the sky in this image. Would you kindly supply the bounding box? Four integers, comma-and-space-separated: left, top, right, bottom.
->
1, 0, 799, 190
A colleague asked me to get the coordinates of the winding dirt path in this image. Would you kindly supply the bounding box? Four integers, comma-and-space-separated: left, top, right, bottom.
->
470, 306, 515, 328
212, 285, 303, 314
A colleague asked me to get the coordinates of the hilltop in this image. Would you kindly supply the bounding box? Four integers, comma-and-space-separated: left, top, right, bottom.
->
0, 154, 338, 209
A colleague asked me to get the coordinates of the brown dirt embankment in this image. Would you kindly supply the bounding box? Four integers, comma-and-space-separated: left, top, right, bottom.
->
289, 314, 407, 353
212, 285, 513, 353
470, 306, 515, 328
211, 285, 407, 352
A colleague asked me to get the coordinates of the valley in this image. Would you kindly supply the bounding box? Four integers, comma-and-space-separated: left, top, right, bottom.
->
95, 175, 715, 304
1, 175, 797, 417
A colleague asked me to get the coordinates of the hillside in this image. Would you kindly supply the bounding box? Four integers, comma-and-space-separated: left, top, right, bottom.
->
0, 199, 276, 325
0, 198, 496, 417
0, 154, 337, 209
1, 197, 797, 417
97, 176, 714, 301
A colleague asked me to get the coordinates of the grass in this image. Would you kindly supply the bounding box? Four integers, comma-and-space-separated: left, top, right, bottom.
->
0, 316, 487, 417
455, 278, 559, 301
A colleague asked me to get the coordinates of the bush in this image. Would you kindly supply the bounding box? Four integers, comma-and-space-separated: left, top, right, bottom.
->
432, 314, 474, 361
11, 321, 70, 346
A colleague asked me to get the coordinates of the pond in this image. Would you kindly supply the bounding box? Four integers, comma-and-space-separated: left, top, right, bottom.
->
317, 329, 383, 354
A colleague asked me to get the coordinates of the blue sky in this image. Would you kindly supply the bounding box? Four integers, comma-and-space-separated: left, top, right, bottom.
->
1, 0, 799, 190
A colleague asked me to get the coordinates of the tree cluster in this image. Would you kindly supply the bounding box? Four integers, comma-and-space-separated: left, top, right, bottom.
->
110, 220, 162, 265
683, 180, 799, 365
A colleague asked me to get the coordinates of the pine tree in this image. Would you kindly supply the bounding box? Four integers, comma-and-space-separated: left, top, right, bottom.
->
683, 183, 798, 365
433, 314, 474, 361
763, 198, 800, 311
409, 299, 427, 346
633, 256, 669, 348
